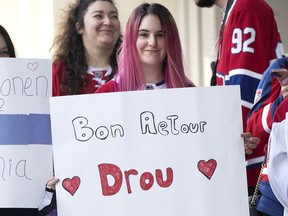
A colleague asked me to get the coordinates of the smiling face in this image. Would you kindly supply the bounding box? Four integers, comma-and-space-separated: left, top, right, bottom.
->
136, 15, 167, 71
79, 1, 120, 50
0, 34, 9, 57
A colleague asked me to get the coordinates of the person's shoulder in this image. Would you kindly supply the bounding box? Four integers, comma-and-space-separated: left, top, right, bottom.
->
52, 61, 64, 68
274, 98, 288, 123
265, 57, 288, 76
96, 80, 117, 93
257, 57, 287, 86
52, 61, 65, 76
235, 0, 273, 14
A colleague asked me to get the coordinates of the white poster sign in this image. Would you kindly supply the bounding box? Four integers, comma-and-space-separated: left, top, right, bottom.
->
0, 58, 53, 208
50, 86, 249, 216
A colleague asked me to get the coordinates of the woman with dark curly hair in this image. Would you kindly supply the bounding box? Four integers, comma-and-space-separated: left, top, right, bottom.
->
38, 0, 121, 215
52, 0, 122, 96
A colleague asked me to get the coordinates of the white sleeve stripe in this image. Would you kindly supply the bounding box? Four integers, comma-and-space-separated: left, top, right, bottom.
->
262, 167, 268, 175
226, 69, 263, 80
241, 100, 253, 109
275, 42, 285, 58
246, 156, 265, 166
262, 104, 272, 134
38, 190, 54, 211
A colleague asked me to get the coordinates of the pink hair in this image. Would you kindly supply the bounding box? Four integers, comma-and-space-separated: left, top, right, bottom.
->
116, 3, 195, 91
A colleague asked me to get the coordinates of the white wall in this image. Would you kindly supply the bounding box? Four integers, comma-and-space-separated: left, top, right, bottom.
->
0, 0, 54, 58
266, 0, 288, 51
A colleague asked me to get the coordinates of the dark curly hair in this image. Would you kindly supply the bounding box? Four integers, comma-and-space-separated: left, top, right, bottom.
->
52, 0, 122, 95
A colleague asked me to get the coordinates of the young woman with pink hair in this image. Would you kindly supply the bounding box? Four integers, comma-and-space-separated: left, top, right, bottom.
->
96, 3, 195, 93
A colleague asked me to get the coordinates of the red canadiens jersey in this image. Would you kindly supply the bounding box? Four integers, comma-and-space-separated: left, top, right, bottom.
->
246, 57, 288, 188
251, 85, 288, 215
95, 80, 118, 93
95, 79, 167, 93
216, 0, 285, 132
52, 62, 112, 96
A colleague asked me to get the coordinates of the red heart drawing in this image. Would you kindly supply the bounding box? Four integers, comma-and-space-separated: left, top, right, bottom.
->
62, 176, 81, 196
197, 159, 217, 180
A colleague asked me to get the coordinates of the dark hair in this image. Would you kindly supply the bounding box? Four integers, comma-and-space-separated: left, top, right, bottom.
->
52, 0, 122, 95
0, 25, 16, 57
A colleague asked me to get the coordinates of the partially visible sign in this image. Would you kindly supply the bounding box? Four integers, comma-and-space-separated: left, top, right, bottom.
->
0, 58, 53, 208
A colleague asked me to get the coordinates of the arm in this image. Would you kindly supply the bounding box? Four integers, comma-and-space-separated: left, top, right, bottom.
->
217, 8, 284, 130
245, 57, 287, 187
38, 178, 59, 216
246, 70, 282, 141
38, 188, 57, 216
247, 58, 288, 141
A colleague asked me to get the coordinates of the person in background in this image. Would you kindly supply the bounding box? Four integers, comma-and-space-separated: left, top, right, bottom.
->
193, 0, 285, 199
267, 93, 288, 216
0, 25, 39, 216
96, 3, 195, 93
51, 0, 121, 96
38, 0, 121, 215
0, 25, 15, 58
247, 57, 288, 215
